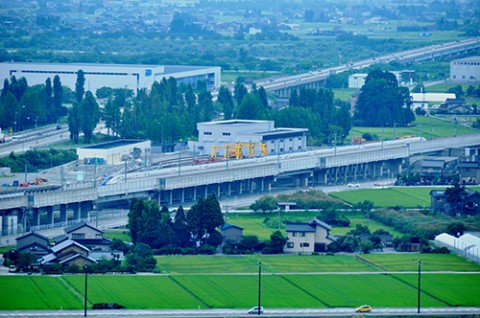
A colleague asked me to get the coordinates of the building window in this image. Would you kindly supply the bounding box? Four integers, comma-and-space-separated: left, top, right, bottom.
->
72, 233, 85, 239
280, 148, 284, 152
300, 243, 310, 247
280, 139, 284, 143
96, 234, 103, 239
289, 138, 293, 141
298, 146, 302, 150
287, 242, 294, 248
203, 132, 212, 135
292, 232, 297, 237
271, 140, 274, 144
222, 132, 231, 136
300, 232, 305, 237
298, 137, 301, 141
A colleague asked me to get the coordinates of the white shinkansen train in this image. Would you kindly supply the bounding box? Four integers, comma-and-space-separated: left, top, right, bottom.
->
102, 137, 427, 185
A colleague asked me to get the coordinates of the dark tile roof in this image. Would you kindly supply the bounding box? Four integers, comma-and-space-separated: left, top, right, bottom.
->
16, 231, 49, 242
285, 223, 316, 232
64, 221, 103, 234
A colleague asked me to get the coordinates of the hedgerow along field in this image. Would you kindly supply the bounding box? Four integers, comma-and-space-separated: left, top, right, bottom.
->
1, 254, 479, 310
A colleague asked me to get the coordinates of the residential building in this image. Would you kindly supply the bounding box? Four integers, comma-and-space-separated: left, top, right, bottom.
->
16, 232, 51, 258
430, 189, 480, 216
450, 56, 480, 83
41, 239, 97, 267
284, 218, 334, 253
411, 156, 458, 177
410, 92, 456, 110
0, 62, 221, 96
64, 221, 112, 251
219, 223, 243, 244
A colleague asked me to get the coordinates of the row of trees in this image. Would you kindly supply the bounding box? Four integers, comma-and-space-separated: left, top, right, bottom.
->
0, 76, 66, 132
128, 195, 225, 252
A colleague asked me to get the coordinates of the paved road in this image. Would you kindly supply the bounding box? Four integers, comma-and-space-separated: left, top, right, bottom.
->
0, 307, 479, 317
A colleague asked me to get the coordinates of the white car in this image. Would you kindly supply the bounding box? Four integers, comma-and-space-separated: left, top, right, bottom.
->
347, 183, 360, 188
248, 306, 264, 315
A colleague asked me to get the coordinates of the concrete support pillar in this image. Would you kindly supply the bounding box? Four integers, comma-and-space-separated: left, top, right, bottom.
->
80, 202, 91, 220
169, 191, 173, 206
71, 203, 80, 220
32, 208, 41, 226
228, 183, 231, 196
46, 206, 54, 226
181, 189, 185, 204
193, 187, 197, 202
217, 184, 221, 197
60, 204, 68, 223
261, 178, 265, 192
204, 186, 208, 198
2, 215, 18, 236
239, 181, 243, 195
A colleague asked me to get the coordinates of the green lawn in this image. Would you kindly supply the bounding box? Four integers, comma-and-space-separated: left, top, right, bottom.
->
0, 276, 81, 310
225, 213, 276, 240
359, 254, 480, 272
103, 229, 131, 242
331, 211, 403, 237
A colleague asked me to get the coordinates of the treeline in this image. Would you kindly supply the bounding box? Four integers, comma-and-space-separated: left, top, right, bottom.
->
0, 149, 77, 173
0, 76, 67, 132
127, 196, 287, 256
98, 77, 352, 146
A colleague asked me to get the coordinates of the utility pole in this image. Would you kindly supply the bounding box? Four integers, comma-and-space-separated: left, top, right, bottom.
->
417, 259, 421, 314
84, 264, 88, 317
257, 260, 262, 315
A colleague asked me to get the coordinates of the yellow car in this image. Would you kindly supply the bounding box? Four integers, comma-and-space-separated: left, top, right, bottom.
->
356, 305, 372, 313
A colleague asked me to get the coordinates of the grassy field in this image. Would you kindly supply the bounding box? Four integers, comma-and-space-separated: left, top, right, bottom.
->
348, 115, 477, 141
330, 187, 432, 208
330, 186, 480, 208
103, 229, 131, 242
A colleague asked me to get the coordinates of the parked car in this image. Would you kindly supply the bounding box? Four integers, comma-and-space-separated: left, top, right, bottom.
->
9, 265, 16, 273
356, 305, 372, 313
348, 183, 360, 187
248, 306, 264, 315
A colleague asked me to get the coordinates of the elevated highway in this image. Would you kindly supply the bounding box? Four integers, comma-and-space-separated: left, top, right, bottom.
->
255, 37, 480, 98
1, 133, 479, 236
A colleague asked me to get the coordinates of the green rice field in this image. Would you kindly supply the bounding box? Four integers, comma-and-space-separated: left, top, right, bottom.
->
1, 253, 479, 310
358, 254, 480, 272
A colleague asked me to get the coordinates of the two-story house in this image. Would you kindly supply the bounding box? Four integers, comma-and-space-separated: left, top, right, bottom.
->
63, 221, 112, 251
284, 218, 334, 253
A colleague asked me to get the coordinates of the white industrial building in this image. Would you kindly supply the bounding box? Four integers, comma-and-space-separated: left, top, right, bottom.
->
189, 120, 308, 158
77, 139, 151, 165
348, 70, 414, 89
348, 74, 368, 89
410, 92, 456, 110
450, 56, 480, 83
0, 62, 221, 95
434, 232, 480, 264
